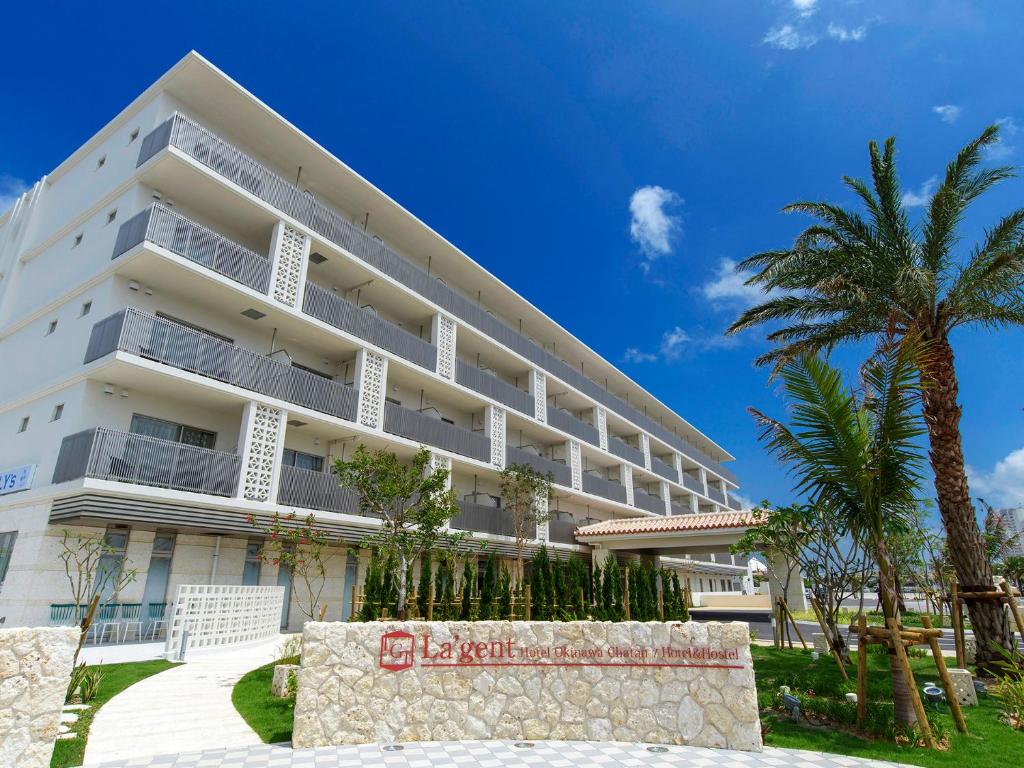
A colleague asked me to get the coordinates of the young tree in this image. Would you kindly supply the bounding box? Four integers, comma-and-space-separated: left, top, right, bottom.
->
530, 546, 554, 619
416, 553, 433, 618
499, 463, 552, 584
729, 126, 1024, 666
434, 551, 457, 620
479, 554, 497, 619
335, 445, 463, 619
460, 556, 475, 620
750, 339, 928, 724
498, 563, 513, 619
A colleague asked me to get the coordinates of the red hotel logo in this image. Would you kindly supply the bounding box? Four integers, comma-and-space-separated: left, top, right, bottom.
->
379, 630, 416, 671
376, 630, 744, 673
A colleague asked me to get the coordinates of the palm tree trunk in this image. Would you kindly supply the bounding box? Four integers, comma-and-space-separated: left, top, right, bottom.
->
920, 333, 1011, 672
875, 539, 917, 726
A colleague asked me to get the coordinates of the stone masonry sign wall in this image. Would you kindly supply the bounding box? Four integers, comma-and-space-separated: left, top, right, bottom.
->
0, 627, 78, 768
294, 621, 761, 751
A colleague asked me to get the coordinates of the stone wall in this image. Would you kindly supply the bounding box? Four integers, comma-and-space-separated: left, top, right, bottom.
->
0, 627, 79, 768
294, 621, 761, 751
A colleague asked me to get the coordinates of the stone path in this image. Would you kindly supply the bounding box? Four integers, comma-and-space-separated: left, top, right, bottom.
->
81, 739, 904, 768
83, 640, 284, 765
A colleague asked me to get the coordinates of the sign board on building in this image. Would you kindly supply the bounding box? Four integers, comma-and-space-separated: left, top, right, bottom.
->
294, 620, 761, 751
0, 464, 36, 496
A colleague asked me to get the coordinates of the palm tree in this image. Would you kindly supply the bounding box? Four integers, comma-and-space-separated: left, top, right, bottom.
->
751, 340, 926, 724
729, 126, 1024, 668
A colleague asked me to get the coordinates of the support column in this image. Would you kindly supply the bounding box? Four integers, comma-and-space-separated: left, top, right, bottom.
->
355, 349, 388, 430
659, 481, 672, 516
594, 407, 608, 452
672, 452, 684, 485
689, 493, 699, 513
698, 467, 709, 496
568, 440, 582, 491
432, 313, 457, 380
529, 369, 547, 423
238, 400, 287, 503
268, 220, 310, 308
640, 433, 651, 470
767, 553, 808, 611
486, 405, 507, 469
619, 464, 634, 506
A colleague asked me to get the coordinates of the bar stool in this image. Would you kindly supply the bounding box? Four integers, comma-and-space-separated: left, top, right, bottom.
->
49, 604, 77, 627
119, 603, 144, 642
90, 603, 121, 643
146, 602, 169, 640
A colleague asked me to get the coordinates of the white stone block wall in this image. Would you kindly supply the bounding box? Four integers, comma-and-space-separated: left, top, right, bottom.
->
294, 620, 761, 751
0, 627, 78, 768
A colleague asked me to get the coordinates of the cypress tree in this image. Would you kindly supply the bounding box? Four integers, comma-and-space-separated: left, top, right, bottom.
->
480, 553, 497, 619
360, 551, 381, 621
416, 552, 432, 618
498, 562, 513, 619
552, 556, 566, 618
591, 562, 603, 620
460, 557, 475, 620
674, 571, 689, 621
438, 556, 456, 620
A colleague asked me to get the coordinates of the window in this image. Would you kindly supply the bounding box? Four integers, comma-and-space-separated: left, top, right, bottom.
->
129, 413, 217, 449
242, 540, 262, 586
96, 526, 129, 603
51, 404, 64, 422
73, 233, 83, 248
96, 155, 106, 169
0, 531, 17, 587
141, 531, 176, 616
46, 319, 58, 335
129, 127, 140, 143
282, 449, 324, 473
106, 209, 117, 225
80, 301, 92, 317
17, 417, 29, 433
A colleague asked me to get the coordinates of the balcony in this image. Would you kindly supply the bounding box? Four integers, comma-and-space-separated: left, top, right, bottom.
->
505, 445, 572, 487
454, 360, 533, 415
670, 501, 691, 516
682, 473, 704, 495
138, 114, 737, 484
277, 464, 362, 515
112, 204, 272, 294
633, 488, 665, 515
450, 500, 522, 538
707, 486, 727, 506
726, 496, 743, 511
547, 514, 578, 545
302, 282, 437, 370
52, 427, 240, 496
382, 402, 491, 462
607, 435, 645, 466
85, 309, 359, 421
546, 406, 600, 446
650, 456, 679, 483
581, 473, 628, 504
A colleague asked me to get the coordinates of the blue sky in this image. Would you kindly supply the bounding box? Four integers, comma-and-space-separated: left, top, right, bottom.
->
3, 1, 1024, 512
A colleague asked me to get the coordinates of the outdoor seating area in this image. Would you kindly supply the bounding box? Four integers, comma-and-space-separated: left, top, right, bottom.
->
49, 602, 169, 643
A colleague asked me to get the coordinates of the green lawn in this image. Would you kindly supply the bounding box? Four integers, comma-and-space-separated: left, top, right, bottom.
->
231, 655, 299, 744
790, 609, 965, 630
753, 645, 1021, 768
51, 658, 177, 768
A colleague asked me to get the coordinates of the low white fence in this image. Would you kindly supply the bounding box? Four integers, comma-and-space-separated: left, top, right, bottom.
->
164, 584, 284, 660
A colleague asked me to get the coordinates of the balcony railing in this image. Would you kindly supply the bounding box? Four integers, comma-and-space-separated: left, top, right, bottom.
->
670, 501, 690, 516
650, 456, 679, 483
633, 488, 665, 515
546, 406, 600, 446
682, 473, 704, 495
139, 113, 737, 484
382, 402, 491, 462
450, 501, 523, 538
707, 486, 727, 506
454, 360, 533, 415
726, 496, 743, 511
607, 435, 645, 466
505, 445, 572, 487
302, 282, 437, 370
277, 464, 363, 516
548, 515, 578, 545
52, 427, 240, 496
112, 204, 272, 293
85, 308, 359, 421
581, 473, 628, 504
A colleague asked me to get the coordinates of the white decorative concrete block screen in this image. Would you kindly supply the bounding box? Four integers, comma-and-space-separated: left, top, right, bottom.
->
164, 584, 284, 660
294, 621, 761, 751
0, 627, 78, 768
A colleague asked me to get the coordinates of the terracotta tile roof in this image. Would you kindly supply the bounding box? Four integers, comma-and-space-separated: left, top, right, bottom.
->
575, 510, 757, 538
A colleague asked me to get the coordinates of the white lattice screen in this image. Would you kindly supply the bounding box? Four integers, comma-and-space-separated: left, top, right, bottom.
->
488, 406, 506, 468
596, 407, 608, 451
621, 464, 635, 506
429, 453, 452, 491
640, 433, 651, 470
270, 222, 309, 307
357, 351, 388, 429
531, 370, 547, 422
569, 440, 582, 491
241, 403, 284, 502
660, 481, 672, 515
434, 314, 456, 380
164, 584, 284, 660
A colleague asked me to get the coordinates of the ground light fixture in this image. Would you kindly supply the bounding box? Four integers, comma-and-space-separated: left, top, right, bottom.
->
381, 745, 404, 752
646, 746, 669, 753
513, 742, 535, 748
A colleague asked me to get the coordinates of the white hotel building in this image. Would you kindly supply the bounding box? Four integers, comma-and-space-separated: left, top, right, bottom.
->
0, 53, 753, 631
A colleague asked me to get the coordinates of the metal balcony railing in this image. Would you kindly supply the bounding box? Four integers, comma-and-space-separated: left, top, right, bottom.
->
302, 282, 437, 370
670, 501, 690, 516
454, 360, 533, 416
504, 446, 572, 487
546, 406, 600, 446
682, 473, 704, 495
138, 113, 737, 484
277, 464, 364, 516
707, 486, 727, 506
112, 204, 272, 293
382, 402, 491, 463
84, 308, 359, 421
726, 496, 743, 511
450, 501, 523, 538
581, 473, 628, 504
547, 515, 578, 545
633, 488, 665, 515
607, 435, 645, 466
650, 456, 679, 483
52, 427, 240, 496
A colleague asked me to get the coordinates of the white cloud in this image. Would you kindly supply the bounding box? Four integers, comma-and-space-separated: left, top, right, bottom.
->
901, 175, 938, 208
826, 23, 867, 42
763, 24, 818, 50
985, 116, 1018, 161
968, 447, 1024, 508
792, 0, 818, 17
622, 324, 735, 364
623, 347, 657, 364
730, 492, 755, 511
932, 104, 962, 124
700, 258, 773, 306
629, 185, 681, 264
0, 175, 28, 215
659, 326, 691, 361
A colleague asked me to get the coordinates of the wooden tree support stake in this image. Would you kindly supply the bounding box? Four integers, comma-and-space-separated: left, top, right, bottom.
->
810, 595, 848, 680
856, 615, 868, 727
887, 618, 936, 750
951, 579, 966, 668
921, 615, 967, 734
1000, 580, 1024, 641
779, 597, 807, 649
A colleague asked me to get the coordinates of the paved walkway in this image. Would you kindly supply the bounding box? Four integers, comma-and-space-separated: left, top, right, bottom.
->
83, 639, 284, 765
81, 739, 903, 768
